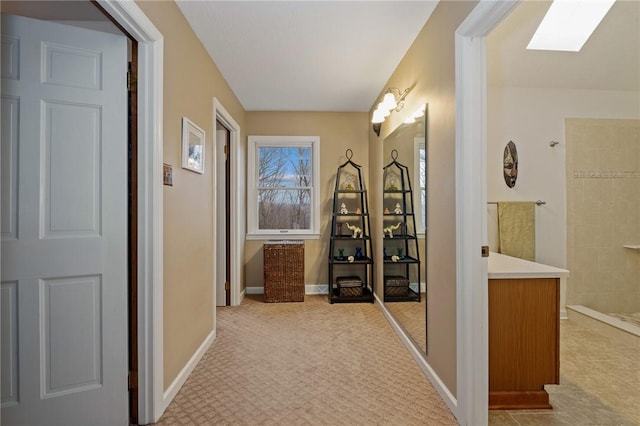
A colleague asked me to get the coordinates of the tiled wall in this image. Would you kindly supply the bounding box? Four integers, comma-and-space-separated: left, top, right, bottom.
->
566, 119, 640, 314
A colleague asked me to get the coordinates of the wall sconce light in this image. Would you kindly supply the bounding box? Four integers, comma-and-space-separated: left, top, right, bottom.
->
371, 87, 411, 136
403, 103, 427, 124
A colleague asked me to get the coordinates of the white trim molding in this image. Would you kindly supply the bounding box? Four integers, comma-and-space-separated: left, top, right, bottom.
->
454, 1, 519, 425
162, 330, 215, 408
375, 293, 457, 415
305, 284, 329, 295
244, 285, 329, 295
96, 1, 165, 423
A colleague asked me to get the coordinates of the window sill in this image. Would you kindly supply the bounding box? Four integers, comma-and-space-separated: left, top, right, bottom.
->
246, 233, 321, 241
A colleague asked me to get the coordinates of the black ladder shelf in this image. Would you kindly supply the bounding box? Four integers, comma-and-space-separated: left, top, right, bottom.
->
382, 149, 421, 302
328, 149, 374, 303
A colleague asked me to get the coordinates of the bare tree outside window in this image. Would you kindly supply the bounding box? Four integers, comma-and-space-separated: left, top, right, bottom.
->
258, 146, 312, 230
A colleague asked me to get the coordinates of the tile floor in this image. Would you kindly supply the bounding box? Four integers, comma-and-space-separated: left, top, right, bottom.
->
489, 319, 640, 426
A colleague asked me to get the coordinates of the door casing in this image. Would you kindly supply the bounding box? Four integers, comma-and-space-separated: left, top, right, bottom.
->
213, 98, 243, 308
95, 1, 165, 423
454, 1, 520, 425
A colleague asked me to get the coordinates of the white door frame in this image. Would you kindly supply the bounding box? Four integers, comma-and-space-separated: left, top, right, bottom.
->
213, 98, 244, 307
455, 1, 519, 425
95, 1, 165, 423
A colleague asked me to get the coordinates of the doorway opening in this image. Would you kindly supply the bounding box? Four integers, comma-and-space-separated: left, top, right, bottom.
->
216, 120, 231, 306
213, 98, 244, 308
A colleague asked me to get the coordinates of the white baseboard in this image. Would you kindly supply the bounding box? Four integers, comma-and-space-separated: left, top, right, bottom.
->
374, 293, 458, 416
244, 285, 329, 295
162, 329, 216, 411
305, 284, 328, 294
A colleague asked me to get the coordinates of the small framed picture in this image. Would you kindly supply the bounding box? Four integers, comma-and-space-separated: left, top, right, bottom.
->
181, 117, 205, 174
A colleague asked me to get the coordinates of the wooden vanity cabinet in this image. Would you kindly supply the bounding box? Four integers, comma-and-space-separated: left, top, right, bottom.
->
488, 277, 560, 410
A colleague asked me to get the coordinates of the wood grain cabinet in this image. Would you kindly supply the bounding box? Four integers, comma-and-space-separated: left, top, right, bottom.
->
488, 277, 560, 409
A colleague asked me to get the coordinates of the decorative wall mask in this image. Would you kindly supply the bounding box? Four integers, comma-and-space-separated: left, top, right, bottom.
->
503, 141, 518, 188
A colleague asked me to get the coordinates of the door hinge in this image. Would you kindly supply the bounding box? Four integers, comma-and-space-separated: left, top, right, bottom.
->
223, 144, 229, 157
127, 71, 137, 92
225, 281, 230, 291
128, 371, 138, 390
481, 245, 490, 257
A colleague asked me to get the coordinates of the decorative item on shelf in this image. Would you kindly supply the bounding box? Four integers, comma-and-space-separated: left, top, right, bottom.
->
347, 255, 355, 263
339, 202, 348, 214
355, 207, 361, 214
384, 207, 390, 214
337, 248, 344, 260
384, 247, 388, 258
394, 203, 402, 214
386, 171, 399, 190
383, 222, 401, 238
397, 247, 404, 259
337, 276, 363, 297
345, 222, 362, 238
391, 255, 399, 262
355, 247, 363, 260
343, 172, 355, 190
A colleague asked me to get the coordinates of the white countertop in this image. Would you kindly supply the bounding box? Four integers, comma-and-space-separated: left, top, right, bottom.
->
488, 252, 570, 279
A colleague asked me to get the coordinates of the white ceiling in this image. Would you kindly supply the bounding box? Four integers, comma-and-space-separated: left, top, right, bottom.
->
4, 0, 636, 111
175, 1, 439, 112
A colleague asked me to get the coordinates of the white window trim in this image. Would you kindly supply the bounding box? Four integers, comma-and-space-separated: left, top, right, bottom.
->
414, 137, 426, 237
247, 135, 320, 240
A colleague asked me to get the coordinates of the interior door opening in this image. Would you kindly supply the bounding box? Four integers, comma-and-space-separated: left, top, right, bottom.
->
127, 43, 139, 425
216, 120, 232, 306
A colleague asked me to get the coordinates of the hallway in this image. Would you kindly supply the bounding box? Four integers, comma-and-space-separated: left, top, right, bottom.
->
153, 295, 456, 425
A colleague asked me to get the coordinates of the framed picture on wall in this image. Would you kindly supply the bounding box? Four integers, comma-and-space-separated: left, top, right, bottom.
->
181, 117, 205, 174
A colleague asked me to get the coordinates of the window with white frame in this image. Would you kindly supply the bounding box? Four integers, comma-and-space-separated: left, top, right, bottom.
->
414, 139, 426, 235
247, 136, 320, 239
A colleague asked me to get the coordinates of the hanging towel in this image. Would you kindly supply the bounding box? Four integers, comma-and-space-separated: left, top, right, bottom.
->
497, 201, 535, 261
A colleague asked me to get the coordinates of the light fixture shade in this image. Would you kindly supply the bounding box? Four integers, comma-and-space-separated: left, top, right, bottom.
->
371, 109, 386, 123
381, 92, 397, 110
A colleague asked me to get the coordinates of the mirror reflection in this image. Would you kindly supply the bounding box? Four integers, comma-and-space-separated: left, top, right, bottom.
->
383, 109, 427, 354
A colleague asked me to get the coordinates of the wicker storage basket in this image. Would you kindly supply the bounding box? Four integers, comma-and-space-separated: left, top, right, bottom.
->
384, 275, 409, 296
337, 276, 363, 297
264, 240, 304, 302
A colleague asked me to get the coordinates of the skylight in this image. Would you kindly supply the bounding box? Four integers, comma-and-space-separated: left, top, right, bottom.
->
527, 0, 616, 52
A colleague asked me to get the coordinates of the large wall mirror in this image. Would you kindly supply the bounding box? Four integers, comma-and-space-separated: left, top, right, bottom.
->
382, 106, 427, 354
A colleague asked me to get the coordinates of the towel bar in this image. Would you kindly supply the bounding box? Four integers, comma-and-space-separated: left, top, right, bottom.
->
488, 200, 546, 206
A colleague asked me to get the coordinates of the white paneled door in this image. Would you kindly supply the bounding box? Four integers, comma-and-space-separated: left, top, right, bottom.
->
1, 14, 128, 425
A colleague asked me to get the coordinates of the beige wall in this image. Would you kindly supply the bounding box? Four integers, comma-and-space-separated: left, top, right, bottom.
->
244, 112, 369, 288
566, 119, 640, 313
370, 1, 478, 398
135, 0, 246, 389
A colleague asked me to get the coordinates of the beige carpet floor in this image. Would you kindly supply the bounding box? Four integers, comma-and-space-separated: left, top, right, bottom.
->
153, 295, 457, 425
